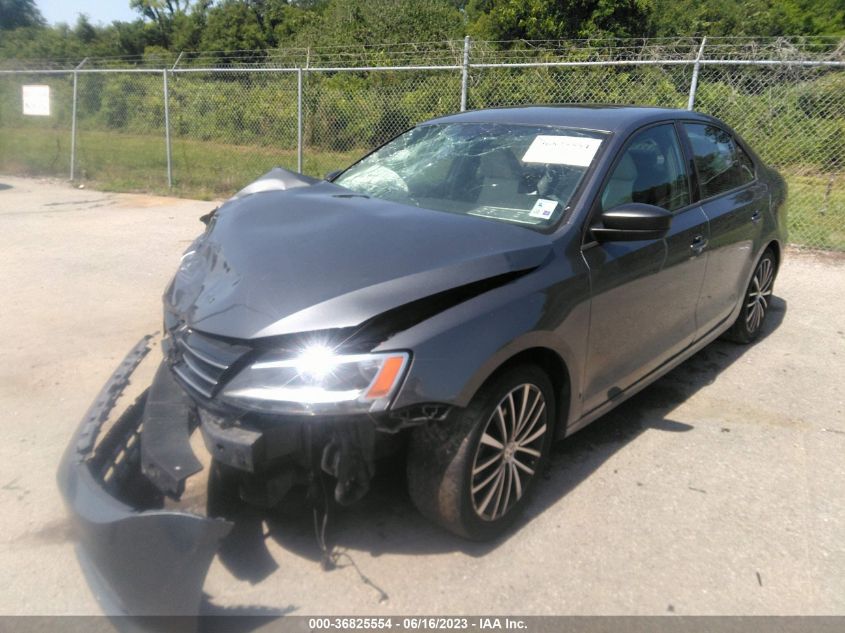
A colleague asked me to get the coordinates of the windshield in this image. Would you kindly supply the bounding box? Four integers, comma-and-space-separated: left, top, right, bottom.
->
333, 122, 607, 228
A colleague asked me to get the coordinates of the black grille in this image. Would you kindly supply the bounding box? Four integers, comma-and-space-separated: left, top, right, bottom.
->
166, 326, 250, 399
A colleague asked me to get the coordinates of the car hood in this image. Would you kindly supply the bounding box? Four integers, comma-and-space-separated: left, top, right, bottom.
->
165, 175, 554, 341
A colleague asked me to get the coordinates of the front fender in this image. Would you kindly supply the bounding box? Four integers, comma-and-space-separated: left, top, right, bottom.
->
377, 259, 590, 427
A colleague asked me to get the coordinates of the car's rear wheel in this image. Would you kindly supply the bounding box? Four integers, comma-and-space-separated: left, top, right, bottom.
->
724, 248, 778, 344
407, 364, 554, 540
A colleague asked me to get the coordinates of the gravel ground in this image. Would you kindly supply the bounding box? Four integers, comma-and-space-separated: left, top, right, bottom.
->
0, 174, 843, 617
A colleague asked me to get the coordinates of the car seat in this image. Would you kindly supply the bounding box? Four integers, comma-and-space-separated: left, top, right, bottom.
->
630, 148, 671, 208
475, 147, 524, 207
601, 153, 637, 211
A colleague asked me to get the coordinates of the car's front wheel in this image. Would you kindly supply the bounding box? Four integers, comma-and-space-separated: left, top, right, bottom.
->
407, 364, 554, 540
724, 248, 778, 344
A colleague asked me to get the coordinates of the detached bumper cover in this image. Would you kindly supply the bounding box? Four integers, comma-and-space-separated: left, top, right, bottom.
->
57, 337, 232, 616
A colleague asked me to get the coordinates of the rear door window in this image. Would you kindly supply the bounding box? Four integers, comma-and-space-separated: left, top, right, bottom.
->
683, 123, 756, 199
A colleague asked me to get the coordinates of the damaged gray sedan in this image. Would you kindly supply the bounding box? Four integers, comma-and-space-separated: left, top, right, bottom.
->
59, 105, 786, 615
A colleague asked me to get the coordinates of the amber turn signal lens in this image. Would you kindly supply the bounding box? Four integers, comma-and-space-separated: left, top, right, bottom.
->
366, 355, 407, 399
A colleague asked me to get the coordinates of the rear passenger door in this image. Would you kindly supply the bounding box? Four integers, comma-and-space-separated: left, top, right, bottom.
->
681, 123, 767, 335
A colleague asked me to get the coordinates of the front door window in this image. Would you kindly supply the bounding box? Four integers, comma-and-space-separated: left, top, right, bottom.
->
601, 124, 690, 212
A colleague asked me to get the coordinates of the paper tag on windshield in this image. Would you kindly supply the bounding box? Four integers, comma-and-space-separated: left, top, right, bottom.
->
522, 135, 602, 167
529, 198, 559, 219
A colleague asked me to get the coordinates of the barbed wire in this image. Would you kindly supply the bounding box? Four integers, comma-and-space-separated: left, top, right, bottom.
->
2, 36, 844, 72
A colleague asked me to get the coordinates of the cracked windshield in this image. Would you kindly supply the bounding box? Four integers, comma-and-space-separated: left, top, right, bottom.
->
334, 122, 608, 227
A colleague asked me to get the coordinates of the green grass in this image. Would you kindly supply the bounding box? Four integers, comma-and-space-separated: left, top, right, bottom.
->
1, 127, 843, 251
0, 126, 360, 199
0, 126, 70, 177
782, 169, 845, 251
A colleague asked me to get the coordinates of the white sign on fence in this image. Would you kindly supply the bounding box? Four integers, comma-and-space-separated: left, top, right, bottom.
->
22, 85, 51, 116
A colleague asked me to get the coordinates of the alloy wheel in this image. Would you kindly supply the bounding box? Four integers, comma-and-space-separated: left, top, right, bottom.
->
745, 256, 774, 333
470, 383, 548, 522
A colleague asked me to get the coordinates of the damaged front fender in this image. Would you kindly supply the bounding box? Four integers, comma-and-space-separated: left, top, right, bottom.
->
57, 337, 232, 617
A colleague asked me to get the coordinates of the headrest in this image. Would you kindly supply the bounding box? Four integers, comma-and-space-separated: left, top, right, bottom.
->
479, 148, 519, 179
611, 153, 637, 180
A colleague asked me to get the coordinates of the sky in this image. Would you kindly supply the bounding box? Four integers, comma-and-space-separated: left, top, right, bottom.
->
37, 0, 138, 26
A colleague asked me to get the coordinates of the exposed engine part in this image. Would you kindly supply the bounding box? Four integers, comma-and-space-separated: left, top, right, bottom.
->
319, 419, 376, 506
237, 466, 297, 508
380, 403, 453, 432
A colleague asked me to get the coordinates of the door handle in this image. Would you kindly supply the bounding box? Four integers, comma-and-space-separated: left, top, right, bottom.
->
690, 234, 708, 255
751, 210, 762, 223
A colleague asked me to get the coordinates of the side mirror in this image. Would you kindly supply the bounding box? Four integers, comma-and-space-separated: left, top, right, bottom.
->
325, 169, 343, 181
591, 203, 672, 242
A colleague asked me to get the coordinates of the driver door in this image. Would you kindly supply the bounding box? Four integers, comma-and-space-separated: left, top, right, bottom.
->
581, 122, 709, 413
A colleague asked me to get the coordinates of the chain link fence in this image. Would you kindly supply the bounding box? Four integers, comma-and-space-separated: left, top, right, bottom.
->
0, 71, 73, 177
694, 63, 844, 248
169, 71, 301, 195
1, 38, 843, 250
304, 68, 461, 174
74, 71, 169, 190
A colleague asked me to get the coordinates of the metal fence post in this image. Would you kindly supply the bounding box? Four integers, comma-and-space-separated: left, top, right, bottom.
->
297, 67, 303, 173
460, 36, 471, 112
163, 69, 173, 188
69, 57, 87, 181
70, 71, 78, 181
687, 37, 707, 111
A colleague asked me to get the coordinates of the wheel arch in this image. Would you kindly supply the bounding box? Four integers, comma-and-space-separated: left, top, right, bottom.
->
766, 239, 782, 270
464, 346, 572, 440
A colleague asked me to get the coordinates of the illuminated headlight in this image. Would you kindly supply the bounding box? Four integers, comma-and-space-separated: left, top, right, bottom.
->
220, 345, 410, 416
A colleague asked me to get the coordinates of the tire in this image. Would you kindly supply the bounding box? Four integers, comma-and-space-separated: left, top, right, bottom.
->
723, 248, 778, 344
407, 364, 555, 540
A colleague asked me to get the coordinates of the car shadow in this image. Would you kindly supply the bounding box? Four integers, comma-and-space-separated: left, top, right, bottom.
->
212, 298, 787, 577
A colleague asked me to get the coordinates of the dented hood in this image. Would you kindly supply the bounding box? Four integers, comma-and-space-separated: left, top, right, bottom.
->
165, 177, 553, 340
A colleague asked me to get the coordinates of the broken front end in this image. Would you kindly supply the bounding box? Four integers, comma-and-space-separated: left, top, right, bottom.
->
56, 168, 553, 616
56, 337, 232, 617
57, 330, 431, 617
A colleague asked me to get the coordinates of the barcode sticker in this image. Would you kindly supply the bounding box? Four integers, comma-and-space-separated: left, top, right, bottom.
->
529, 198, 559, 219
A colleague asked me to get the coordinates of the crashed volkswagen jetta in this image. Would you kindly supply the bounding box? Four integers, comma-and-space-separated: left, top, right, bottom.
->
59, 105, 786, 615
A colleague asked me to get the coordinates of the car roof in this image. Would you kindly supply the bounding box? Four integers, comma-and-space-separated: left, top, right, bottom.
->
426, 105, 719, 135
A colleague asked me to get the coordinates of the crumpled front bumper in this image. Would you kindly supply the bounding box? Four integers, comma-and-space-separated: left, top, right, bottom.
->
57, 336, 233, 617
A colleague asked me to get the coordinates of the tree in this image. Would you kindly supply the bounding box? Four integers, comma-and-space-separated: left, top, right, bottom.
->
171, 0, 212, 51
0, 0, 45, 30
2, 0, 844, 65
112, 19, 158, 57
74, 14, 97, 43
294, 0, 463, 48
650, 0, 845, 37
130, 0, 193, 46
201, 0, 269, 50
466, 0, 654, 41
